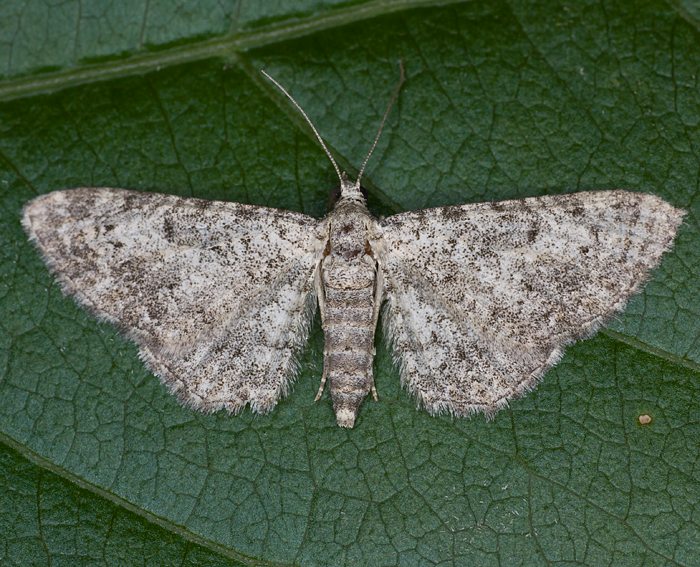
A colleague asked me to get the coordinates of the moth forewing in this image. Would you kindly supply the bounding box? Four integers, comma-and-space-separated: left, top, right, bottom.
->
22, 188, 324, 416
375, 191, 685, 418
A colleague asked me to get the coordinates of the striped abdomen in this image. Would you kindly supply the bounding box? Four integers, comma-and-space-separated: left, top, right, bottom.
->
318, 202, 380, 428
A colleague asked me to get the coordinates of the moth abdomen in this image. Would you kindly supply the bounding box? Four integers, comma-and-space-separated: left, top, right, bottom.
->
322, 301, 377, 428
325, 325, 376, 428
326, 350, 374, 370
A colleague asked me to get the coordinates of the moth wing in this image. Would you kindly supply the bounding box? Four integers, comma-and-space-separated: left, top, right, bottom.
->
23, 188, 327, 414
374, 191, 684, 417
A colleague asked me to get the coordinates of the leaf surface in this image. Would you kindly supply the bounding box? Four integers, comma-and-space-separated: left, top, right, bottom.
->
0, 1, 698, 565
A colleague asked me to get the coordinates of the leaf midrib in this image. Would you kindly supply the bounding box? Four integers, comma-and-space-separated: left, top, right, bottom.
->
0, 431, 290, 567
0, 0, 461, 103
603, 328, 698, 372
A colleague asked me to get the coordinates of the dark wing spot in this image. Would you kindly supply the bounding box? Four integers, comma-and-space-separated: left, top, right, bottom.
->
328, 185, 342, 208
163, 217, 175, 240
441, 207, 464, 220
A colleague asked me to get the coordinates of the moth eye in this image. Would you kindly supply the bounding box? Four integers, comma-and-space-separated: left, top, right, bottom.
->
328, 185, 342, 208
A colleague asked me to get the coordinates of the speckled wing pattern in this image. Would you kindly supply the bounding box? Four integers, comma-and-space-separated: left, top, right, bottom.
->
375, 190, 685, 417
23, 188, 325, 415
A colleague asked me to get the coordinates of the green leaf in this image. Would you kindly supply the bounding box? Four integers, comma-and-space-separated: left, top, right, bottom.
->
0, 441, 248, 566
1, 1, 698, 565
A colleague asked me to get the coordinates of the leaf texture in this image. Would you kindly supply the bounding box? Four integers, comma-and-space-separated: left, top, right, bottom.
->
0, 1, 698, 565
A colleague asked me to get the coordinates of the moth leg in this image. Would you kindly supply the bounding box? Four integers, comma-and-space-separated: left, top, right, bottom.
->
369, 256, 384, 402
314, 252, 329, 403
315, 362, 328, 401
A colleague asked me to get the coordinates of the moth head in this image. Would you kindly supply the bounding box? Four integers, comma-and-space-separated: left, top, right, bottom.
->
328, 177, 367, 208
339, 174, 367, 202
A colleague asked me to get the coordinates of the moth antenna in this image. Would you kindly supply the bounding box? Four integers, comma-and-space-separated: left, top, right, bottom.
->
261, 69, 343, 187
355, 60, 405, 189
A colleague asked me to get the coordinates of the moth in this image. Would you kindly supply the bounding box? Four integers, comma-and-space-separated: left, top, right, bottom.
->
22, 70, 685, 428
